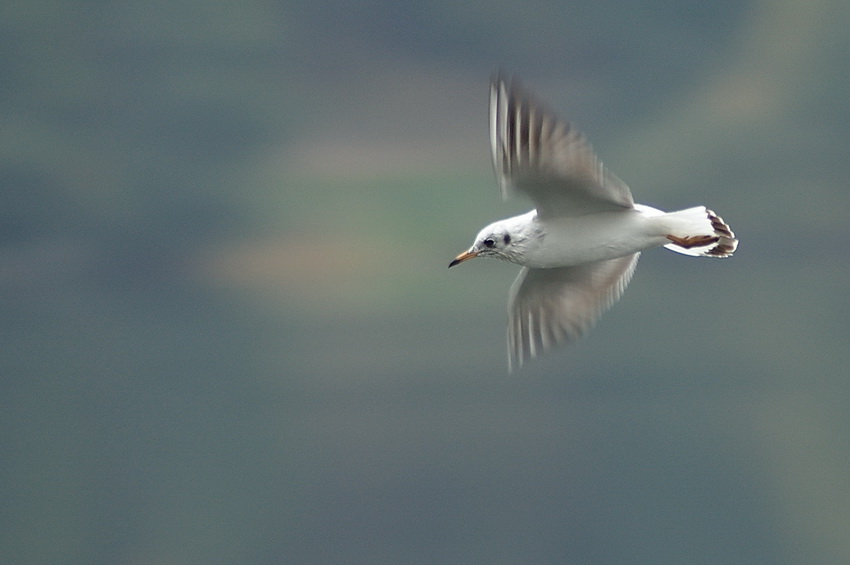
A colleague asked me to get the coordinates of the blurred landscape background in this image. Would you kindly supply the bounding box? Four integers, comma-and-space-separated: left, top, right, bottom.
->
2, 1, 849, 563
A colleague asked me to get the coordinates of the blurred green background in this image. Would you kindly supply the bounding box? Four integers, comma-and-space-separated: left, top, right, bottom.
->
2, 1, 849, 563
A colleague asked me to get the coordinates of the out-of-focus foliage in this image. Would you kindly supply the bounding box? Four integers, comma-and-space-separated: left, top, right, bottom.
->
2, 1, 849, 564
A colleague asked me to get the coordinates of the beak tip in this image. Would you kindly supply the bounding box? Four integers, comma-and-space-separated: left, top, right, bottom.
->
448, 250, 478, 268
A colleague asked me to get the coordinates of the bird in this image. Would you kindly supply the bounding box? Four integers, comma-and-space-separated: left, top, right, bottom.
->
449, 74, 737, 371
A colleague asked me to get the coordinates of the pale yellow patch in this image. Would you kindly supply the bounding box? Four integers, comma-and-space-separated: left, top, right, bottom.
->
189, 235, 402, 315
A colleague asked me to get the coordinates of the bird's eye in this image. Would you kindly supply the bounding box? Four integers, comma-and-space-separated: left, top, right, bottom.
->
483, 238, 495, 248
503, 234, 511, 245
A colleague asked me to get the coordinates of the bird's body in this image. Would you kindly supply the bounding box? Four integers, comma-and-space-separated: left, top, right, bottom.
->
487, 208, 660, 269
450, 74, 738, 371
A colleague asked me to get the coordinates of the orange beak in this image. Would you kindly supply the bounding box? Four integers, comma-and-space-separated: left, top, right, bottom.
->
448, 249, 478, 268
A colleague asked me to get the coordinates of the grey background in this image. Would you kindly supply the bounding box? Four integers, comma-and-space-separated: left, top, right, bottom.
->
2, 1, 849, 563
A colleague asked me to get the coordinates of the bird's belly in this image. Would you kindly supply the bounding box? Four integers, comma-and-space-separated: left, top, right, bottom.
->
523, 212, 664, 268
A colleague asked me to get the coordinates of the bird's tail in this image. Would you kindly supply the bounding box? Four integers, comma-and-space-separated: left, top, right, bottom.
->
660, 206, 738, 258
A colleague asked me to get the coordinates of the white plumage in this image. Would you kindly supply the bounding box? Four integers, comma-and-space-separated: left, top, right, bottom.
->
450, 74, 738, 371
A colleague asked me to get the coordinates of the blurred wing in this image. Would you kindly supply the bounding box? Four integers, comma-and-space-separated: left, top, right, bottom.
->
507, 253, 640, 371
490, 74, 634, 218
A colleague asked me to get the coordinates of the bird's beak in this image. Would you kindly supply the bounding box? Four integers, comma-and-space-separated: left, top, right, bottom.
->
448, 249, 478, 268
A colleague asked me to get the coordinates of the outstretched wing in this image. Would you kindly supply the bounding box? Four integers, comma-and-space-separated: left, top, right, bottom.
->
507, 253, 640, 371
490, 74, 634, 218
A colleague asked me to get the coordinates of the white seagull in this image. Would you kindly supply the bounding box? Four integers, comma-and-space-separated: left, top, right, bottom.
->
449, 74, 737, 371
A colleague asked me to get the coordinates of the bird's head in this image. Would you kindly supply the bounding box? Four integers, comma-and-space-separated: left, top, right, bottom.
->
449, 215, 532, 268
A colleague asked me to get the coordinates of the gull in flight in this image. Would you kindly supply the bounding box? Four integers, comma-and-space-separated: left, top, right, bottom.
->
450, 74, 737, 371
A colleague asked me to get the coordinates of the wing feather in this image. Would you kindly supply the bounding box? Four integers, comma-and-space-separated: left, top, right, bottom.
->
507, 253, 640, 371
490, 74, 634, 218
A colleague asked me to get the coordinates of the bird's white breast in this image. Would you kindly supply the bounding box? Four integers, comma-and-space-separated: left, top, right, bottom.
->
519, 208, 666, 268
